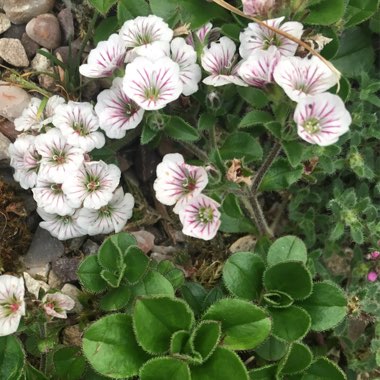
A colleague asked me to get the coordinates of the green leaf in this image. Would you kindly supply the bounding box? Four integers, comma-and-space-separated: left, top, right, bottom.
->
98, 238, 123, 272
302, 357, 346, 380
263, 291, 294, 308
109, 232, 138, 252
198, 113, 216, 131
83, 314, 149, 378
53, 347, 86, 380
191, 347, 249, 380
249, 364, 278, 379
99, 285, 131, 311
298, 281, 347, 331
370, 9, 380, 32
180, 282, 207, 316
0, 336, 24, 380
133, 296, 195, 354
100, 267, 124, 288
140, 357, 191, 380
203, 298, 271, 350
170, 330, 190, 355
220, 132, 263, 163
164, 115, 200, 142
329, 222, 345, 241
156, 260, 185, 289
223, 252, 265, 301
89, 0, 117, 14
237, 87, 269, 109
191, 320, 221, 361
282, 141, 304, 168
220, 23, 241, 41
131, 271, 175, 297
23, 364, 48, 380
77, 255, 107, 293
141, 123, 159, 144
267, 236, 308, 267
255, 335, 287, 361
305, 0, 345, 25
344, 0, 379, 27
270, 306, 311, 342
93, 16, 118, 44
264, 121, 282, 139
124, 246, 150, 284
117, 0, 149, 24
279, 342, 313, 375
263, 262, 313, 300
90, 146, 118, 165
239, 111, 273, 128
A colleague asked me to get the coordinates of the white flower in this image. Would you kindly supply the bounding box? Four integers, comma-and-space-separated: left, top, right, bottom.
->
196, 22, 213, 44
201, 36, 247, 87
42, 292, 75, 319
14, 97, 44, 132
62, 161, 121, 209
119, 15, 173, 60
79, 34, 126, 78
170, 37, 202, 96
123, 56, 183, 110
239, 17, 303, 59
43, 95, 66, 125
294, 93, 351, 146
77, 188, 134, 235
95, 77, 144, 139
273, 56, 338, 102
242, 0, 275, 16
238, 46, 281, 87
154, 153, 208, 214
32, 178, 76, 216
35, 128, 84, 182
178, 195, 221, 241
0, 275, 25, 337
53, 101, 105, 152
38, 208, 86, 240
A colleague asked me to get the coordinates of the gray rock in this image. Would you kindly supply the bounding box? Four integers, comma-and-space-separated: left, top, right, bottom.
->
82, 239, 99, 255
0, 131, 10, 160
21, 32, 39, 58
3, 23, 25, 39
26, 14, 61, 49
55, 46, 77, 65
31, 48, 50, 71
0, 13, 11, 34
23, 227, 65, 274
57, 8, 74, 43
4, 0, 55, 25
0, 38, 29, 67
0, 81, 31, 120
51, 257, 81, 283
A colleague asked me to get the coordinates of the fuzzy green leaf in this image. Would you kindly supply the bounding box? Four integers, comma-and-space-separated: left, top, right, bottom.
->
88, 0, 117, 14
237, 87, 269, 108
191, 320, 221, 361
305, 0, 345, 25
279, 342, 313, 375
180, 282, 207, 316
140, 357, 191, 380
109, 232, 137, 254
77, 255, 107, 293
170, 330, 190, 355
302, 357, 346, 380
164, 116, 200, 142
99, 285, 131, 311
157, 260, 185, 289
282, 141, 304, 168
98, 238, 123, 272
0, 336, 24, 380
267, 236, 308, 267
239, 110, 273, 128
22, 364, 48, 380
124, 246, 150, 284
131, 271, 175, 298
255, 335, 287, 362
117, 0, 149, 24
100, 267, 125, 288
263, 291, 294, 308
53, 347, 86, 380
345, 0, 379, 27
249, 364, 277, 379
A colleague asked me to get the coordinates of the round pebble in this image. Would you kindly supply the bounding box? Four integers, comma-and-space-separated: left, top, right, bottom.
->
0, 38, 29, 67
4, 0, 55, 25
26, 13, 61, 49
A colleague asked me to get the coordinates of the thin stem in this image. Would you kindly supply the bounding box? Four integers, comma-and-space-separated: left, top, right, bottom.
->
178, 141, 209, 162
209, 122, 225, 175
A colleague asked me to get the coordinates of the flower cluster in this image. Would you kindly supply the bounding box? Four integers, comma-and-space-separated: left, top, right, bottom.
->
154, 153, 221, 240
366, 250, 380, 282
9, 97, 134, 240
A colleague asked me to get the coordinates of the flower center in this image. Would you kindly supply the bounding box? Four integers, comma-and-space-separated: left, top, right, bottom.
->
99, 205, 112, 217
9, 303, 20, 313
303, 118, 321, 134
46, 302, 55, 309
182, 177, 197, 193
52, 150, 66, 164
86, 176, 100, 192
59, 215, 72, 224
197, 206, 214, 224
50, 183, 63, 194
72, 122, 89, 136
136, 33, 153, 45
144, 86, 160, 101
263, 35, 282, 49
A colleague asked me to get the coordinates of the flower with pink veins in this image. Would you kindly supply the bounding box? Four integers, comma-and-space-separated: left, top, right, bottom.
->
79, 34, 126, 78
273, 56, 338, 102
170, 37, 202, 96
0, 275, 25, 336
42, 95, 66, 125
242, 0, 275, 16
154, 153, 208, 214
35, 128, 84, 182
179, 194, 221, 241
238, 46, 281, 87
123, 56, 183, 110
95, 77, 144, 139
53, 101, 105, 152
32, 178, 76, 216
62, 161, 121, 210
239, 17, 303, 59
119, 15, 173, 60
14, 97, 44, 132
294, 93, 351, 146
37, 208, 86, 240
201, 36, 247, 87
42, 292, 75, 319
77, 187, 134, 235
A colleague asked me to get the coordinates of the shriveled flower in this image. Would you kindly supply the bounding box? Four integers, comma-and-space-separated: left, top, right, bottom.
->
201, 36, 247, 87
77, 187, 134, 235
42, 292, 75, 319
123, 56, 183, 110
369, 251, 380, 260
0, 275, 25, 336
35, 128, 84, 182
196, 22, 213, 44
273, 56, 338, 102
14, 97, 44, 132
79, 34, 126, 78
53, 101, 105, 152
95, 77, 144, 139
32, 178, 76, 216
239, 17, 303, 59
238, 46, 281, 87
120, 15, 173, 60
154, 153, 208, 213
242, 0, 275, 16
294, 93, 351, 146
170, 37, 202, 96
179, 194, 221, 240
38, 208, 86, 240
62, 161, 121, 209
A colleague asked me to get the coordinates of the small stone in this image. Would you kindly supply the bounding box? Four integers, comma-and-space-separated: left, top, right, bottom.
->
0, 81, 31, 121
57, 8, 74, 43
131, 230, 155, 254
3, 23, 25, 39
61, 284, 83, 314
0, 38, 29, 67
0, 13, 11, 34
0, 132, 10, 160
229, 235, 257, 253
31, 48, 50, 71
62, 325, 82, 347
67, 236, 86, 251
26, 14, 61, 49
82, 239, 99, 255
47, 270, 62, 289
51, 257, 81, 283
4, 0, 55, 25
21, 32, 39, 58
0, 119, 18, 141
23, 272, 50, 299
38, 68, 58, 91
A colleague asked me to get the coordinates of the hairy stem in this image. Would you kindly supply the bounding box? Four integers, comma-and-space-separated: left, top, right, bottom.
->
178, 141, 210, 162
